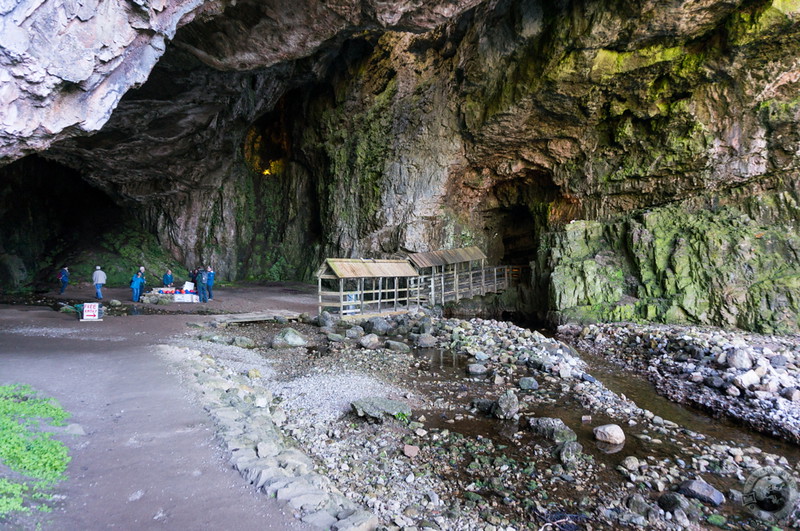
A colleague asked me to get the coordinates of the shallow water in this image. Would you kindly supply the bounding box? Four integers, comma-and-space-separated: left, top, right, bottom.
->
409, 336, 800, 520
576, 346, 800, 461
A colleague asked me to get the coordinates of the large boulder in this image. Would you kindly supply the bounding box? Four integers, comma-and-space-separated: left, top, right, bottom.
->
529, 417, 577, 444
271, 328, 308, 348
351, 397, 411, 422
593, 424, 625, 445
678, 479, 725, 507
491, 390, 519, 420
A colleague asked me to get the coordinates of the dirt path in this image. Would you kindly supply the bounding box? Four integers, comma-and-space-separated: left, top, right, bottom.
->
0, 284, 319, 530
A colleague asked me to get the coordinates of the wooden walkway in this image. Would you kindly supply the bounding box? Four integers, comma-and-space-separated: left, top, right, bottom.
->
318, 265, 525, 317
214, 310, 302, 326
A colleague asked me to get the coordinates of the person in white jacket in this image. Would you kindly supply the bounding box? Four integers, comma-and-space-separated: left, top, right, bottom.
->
92, 266, 107, 299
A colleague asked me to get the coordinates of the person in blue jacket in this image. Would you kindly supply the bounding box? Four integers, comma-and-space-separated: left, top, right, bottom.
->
206, 265, 216, 301
58, 265, 69, 294
130, 271, 145, 302
162, 269, 174, 287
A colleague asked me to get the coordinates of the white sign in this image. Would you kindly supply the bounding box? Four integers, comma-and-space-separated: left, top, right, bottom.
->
81, 303, 101, 321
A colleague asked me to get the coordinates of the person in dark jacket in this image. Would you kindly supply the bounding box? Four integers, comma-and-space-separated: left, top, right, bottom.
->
206, 265, 216, 301
196, 267, 209, 303
130, 271, 145, 302
58, 266, 69, 294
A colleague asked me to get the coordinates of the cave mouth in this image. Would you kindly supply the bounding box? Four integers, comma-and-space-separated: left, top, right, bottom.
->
0, 156, 132, 292
486, 171, 571, 324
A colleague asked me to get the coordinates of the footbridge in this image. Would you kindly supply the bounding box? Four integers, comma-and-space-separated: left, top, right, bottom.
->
316, 247, 525, 317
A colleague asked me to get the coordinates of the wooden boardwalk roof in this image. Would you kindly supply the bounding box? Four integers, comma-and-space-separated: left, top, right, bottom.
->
317, 258, 419, 279
408, 246, 487, 268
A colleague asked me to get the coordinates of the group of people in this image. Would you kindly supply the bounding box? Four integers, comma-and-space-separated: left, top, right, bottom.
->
56, 264, 217, 304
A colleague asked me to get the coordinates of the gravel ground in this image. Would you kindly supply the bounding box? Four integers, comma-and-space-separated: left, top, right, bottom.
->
161, 314, 800, 530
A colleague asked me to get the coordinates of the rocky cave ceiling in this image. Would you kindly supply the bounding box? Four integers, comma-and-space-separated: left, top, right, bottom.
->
2, 0, 800, 333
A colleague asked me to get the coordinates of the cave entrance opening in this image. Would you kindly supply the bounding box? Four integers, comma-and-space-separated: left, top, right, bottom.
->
486, 172, 568, 326
0, 156, 164, 293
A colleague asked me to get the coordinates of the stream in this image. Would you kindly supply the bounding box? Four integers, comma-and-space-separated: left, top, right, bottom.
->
405, 331, 800, 528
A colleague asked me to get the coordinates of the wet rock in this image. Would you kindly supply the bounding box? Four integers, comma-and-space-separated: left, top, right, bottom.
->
327, 333, 346, 343
385, 340, 410, 352
704, 376, 725, 389
345, 326, 364, 339
782, 387, 800, 402
770, 355, 788, 368
331, 510, 379, 531
470, 398, 494, 414
529, 417, 577, 444
271, 328, 308, 348
415, 333, 437, 348
678, 479, 725, 506
625, 493, 651, 516
593, 424, 625, 445
201, 333, 234, 345
491, 390, 519, 419
518, 377, 539, 390
351, 397, 411, 422
727, 349, 753, 370
359, 334, 382, 349
467, 363, 489, 375
233, 336, 256, 348
620, 456, 639, 472
317, 311, 335, 328
403, 444, 419, 458
657, 491, 690, 512
733, 370, 760, 389
557, 441, 583, 465
364, 317, 392, 336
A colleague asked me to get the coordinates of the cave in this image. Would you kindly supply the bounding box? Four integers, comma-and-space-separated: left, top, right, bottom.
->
0, 0, 799, 331
0, 157, 131, 292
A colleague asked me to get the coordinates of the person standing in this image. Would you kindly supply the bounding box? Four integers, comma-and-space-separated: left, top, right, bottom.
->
58, 265, 69, 294
139, 266, 146, 287
163, 269, 174, 287
206, 265, 216, 301
196, 267, 209, 303
130, 271, 145, 302
92, 266, 107, 299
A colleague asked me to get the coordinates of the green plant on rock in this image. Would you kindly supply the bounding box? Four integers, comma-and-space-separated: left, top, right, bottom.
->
393, 411, 410, 424
0, 384, 71, 517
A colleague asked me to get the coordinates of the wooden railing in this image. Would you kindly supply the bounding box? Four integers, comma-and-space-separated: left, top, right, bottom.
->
318, 277, 421, 317
318, 265, 527, 316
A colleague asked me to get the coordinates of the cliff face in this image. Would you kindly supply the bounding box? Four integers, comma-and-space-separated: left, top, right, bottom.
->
1, 0, 799, 332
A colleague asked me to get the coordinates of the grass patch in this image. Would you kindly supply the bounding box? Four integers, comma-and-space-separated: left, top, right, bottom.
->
0, 384, 71, 518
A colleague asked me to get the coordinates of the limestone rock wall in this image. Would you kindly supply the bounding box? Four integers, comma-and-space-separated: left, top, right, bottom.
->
2, 0, 800, 333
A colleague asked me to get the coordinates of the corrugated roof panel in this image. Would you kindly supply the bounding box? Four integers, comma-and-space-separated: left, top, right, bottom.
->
321, 258, 419, 279
408, 246, 487, 268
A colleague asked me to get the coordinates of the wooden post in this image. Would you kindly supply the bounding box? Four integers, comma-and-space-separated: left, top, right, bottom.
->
318, 276, 322, 315
440, 266, 445, 304
469, 260, 473, 297
481, 259, 485, 295
455, 262, 459, 302
494, 267, 497, 292
504, 266, 509, 290
359, 277, 364, 314
394, 277, 398, 310
378, 277, 382, 313
339, 278, 344, 315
